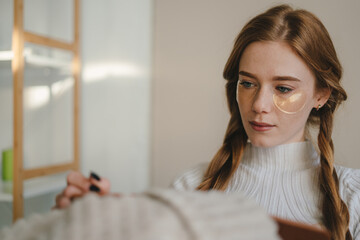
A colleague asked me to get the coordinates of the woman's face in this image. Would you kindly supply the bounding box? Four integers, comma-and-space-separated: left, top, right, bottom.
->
237, 41, 327, 147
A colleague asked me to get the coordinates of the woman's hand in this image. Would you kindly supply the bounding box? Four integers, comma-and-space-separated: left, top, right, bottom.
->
54, 171, 111, 209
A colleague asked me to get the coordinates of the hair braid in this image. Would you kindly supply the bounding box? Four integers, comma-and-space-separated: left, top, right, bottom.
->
318, 109, 351, 240
197, 81, 248, 190
197, 115, 247, 190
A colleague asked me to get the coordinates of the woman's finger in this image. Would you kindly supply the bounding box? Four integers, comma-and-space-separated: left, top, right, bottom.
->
63, 185, 85, 199
54, 193, 71, 209
89, 177, 111, 195
67, 171, 91, 192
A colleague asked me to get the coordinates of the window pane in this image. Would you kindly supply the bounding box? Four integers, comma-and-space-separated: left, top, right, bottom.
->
0, 0, 13, 51
24, 0, 74, 43
23, 43, 74, 169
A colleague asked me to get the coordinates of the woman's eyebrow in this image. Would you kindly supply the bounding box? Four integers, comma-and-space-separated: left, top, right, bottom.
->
239, 71, 301, 82
238, 71, 258, 79
273, 76, 301, 82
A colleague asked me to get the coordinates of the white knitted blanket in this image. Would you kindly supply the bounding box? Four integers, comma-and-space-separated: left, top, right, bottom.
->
0, 189, 279, 240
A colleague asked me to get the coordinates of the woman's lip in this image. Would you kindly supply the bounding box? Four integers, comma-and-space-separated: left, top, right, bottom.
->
249, 121, 275, 131
250, 121, 274, 127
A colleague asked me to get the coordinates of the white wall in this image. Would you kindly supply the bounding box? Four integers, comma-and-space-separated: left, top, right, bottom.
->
81, 0, 153, 193
152, 0, 360, 187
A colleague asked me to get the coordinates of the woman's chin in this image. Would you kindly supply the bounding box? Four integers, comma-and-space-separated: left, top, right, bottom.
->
248, 138, 277, 148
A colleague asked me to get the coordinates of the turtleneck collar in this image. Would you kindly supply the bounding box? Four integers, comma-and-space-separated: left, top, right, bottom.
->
241, 141, 320, 171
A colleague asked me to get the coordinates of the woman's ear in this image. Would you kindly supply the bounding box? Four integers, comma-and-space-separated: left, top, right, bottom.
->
314, 87, 331, 108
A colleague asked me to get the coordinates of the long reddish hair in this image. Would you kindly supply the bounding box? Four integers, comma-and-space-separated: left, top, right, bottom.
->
197, 5, 350, 240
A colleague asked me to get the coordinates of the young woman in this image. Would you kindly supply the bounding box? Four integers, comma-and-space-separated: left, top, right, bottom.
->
172, 5, 360, 240
55, 4, 359, 240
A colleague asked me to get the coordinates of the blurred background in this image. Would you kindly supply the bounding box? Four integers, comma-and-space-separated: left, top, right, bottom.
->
0, 0, 359, 228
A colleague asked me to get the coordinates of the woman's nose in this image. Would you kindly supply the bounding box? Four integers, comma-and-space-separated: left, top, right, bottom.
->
251, 88, 273, 114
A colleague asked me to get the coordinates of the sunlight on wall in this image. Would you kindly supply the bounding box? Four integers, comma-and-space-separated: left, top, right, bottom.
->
83, 62, 142, 83
24, 86, 50, 109
51, 77, 74, 99
23, 77, 73, 110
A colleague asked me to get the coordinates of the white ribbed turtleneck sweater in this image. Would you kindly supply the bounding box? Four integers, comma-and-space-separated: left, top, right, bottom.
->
172, 141, 360, 239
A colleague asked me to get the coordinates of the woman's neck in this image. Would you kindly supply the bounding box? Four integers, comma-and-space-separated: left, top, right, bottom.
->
241, 141, 319, 170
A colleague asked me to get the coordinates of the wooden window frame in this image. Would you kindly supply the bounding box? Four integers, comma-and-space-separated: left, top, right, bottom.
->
12, 0, 80, 221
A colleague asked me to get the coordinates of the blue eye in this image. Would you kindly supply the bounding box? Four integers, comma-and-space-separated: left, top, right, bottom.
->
239, 81, 255, 88
276, 86, 292, 93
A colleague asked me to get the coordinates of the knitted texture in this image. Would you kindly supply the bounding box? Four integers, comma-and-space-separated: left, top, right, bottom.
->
0, 189, 280, 240
172, 141, 360, 239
